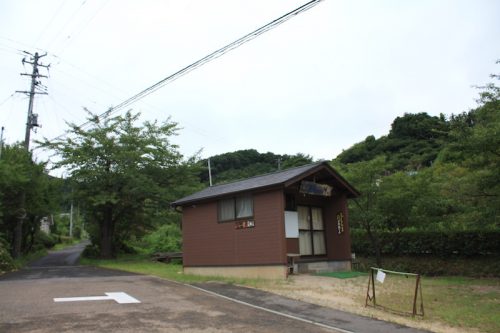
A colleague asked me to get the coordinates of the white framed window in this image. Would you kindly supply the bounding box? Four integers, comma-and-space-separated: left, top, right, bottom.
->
298, 206, 326, 256
219, 198, 235, 221
218, 194, 253, 222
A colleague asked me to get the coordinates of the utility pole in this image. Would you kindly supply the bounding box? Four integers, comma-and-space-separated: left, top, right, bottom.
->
16, 51, 49, 150
0, 126, 4, 159
69, 200, 74, 238
208, 158, 213, 186
12, 51, 49, 258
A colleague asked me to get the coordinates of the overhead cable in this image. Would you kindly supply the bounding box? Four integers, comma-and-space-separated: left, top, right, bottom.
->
50, 0, 323, 141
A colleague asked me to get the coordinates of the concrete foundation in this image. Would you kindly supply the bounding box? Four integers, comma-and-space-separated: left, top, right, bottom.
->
184, 265, 288, 279
297, 260, 351, 274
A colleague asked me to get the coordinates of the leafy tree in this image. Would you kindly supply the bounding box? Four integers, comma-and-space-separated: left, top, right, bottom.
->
200, 149, 313, 184
389, 112, 448, 141
281, 153, 314, 169
376, 171, 417, 231
439, 74, 500, 228
333, 156, 389, 265
142, 223, 182, 254
337, 112, 449, 170
39, 110, 201, 258
0, 143, 59, 257
336, 135, 381, 164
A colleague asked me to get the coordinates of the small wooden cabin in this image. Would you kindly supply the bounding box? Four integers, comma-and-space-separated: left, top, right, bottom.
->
172, 161, 359, 279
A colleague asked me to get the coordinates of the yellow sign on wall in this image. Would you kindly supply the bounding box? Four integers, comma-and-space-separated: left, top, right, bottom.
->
336, 212, 344, 234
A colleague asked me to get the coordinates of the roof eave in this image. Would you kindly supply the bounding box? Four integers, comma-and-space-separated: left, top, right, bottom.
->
171, 183, 285, 208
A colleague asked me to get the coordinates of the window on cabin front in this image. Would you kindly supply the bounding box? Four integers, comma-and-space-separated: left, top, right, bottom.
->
218, 194, 253, 222
298, 205, 326, 256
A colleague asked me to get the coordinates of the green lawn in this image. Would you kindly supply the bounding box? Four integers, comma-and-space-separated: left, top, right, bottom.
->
80, 254, 266, 286
316, 271, 367, 279
423, 276, 500, 333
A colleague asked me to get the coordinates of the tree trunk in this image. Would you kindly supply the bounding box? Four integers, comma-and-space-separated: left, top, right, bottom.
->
12, 193, 26, 258
99, 204, 115, 259
12, 219, 23, 258
366, 223, 382, 267
26, 219, 37, 253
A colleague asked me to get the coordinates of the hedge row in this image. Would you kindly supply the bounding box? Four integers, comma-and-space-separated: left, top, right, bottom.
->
351, 229, 500, 257
355, 255, 500, 277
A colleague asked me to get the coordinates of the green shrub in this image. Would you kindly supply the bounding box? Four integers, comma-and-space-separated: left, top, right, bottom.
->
351, 229, 500, 257
357, 255, 500, 277
82, 244, 100, 258
58, 236, 74, 244
0, 236, 15, 273
142, 223, 181, 254
33, 231, 57, 251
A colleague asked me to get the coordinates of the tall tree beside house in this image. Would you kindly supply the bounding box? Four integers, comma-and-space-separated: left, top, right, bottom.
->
438, 74, 500, 228
332, 156, 388, 266
39, 110, 201, 258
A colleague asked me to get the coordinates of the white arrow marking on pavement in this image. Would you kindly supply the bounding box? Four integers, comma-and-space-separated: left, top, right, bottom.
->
54, 292, 140, 304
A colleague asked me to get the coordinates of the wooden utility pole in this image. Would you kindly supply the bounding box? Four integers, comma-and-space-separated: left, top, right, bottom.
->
0, 126, 4, 159
12, 52, 49, 258
69, 200, 74, 238
208, 158, 213, 186
17, 52, 48, 149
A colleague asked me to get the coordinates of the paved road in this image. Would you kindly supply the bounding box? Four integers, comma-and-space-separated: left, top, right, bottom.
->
0, 243, 430, 332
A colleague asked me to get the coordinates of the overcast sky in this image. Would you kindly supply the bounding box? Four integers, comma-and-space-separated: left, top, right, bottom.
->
0, 0, 499, 166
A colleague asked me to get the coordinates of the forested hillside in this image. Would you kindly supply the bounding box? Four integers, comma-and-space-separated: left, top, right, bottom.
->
332, 77, 499, 264
336, 112, 449, 171
198, 149, 313, 185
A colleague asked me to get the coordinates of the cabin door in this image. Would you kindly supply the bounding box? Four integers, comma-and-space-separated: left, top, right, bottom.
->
297, 206, 326, 256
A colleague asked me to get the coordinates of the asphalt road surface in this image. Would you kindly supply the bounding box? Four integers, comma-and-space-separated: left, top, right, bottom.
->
0, 243, 429, 333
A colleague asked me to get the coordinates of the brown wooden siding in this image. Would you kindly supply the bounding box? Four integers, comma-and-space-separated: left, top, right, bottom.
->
286, 238, 299, 254
182, 189, 286, 267
324, 193, 351, 260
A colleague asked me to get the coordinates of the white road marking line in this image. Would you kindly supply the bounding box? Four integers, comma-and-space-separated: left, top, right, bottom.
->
26, 266, 84, 269
187, 284, 356, 333
54, 292, 140, 304
105, 292, 141, 304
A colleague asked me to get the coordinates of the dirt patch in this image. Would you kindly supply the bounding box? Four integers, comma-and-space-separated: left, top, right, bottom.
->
469, 285, 500, 294
256, 274, 482, 333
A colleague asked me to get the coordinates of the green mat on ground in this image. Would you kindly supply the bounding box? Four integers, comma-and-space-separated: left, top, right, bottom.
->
315, 271, 367, 279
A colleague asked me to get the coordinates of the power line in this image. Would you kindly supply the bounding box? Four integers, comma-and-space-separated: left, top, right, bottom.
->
33, 0, 67, 47
45, 0, 88, 51
55, 0, 110, 56
49, 0, 324, 141
0, 93, 15, 108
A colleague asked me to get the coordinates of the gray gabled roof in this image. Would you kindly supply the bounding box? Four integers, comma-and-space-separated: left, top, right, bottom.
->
171, 161, 359, 207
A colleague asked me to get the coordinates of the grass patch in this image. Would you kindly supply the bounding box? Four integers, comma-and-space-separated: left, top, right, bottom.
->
52, 238, 81, 251
316, 271, 367, 279
13, 249, 47, 268
422, 276, 500, 333
80, 253, 269, 287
